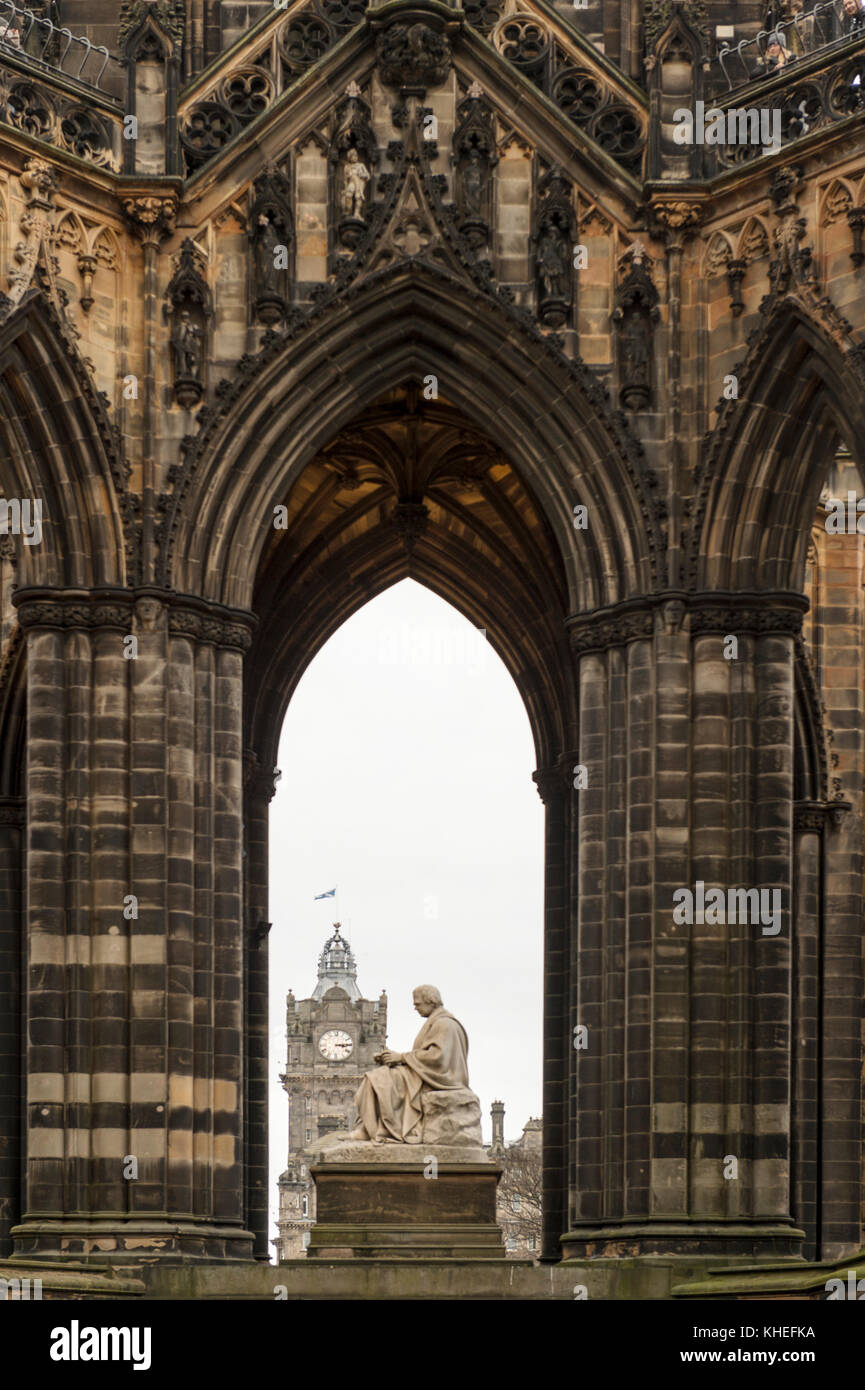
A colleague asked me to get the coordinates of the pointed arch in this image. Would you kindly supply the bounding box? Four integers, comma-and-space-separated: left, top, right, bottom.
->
736, 216, 770, 263
160, 259, 662, 614
819, 178, 855, 228
53, 209, 86, 255
90, 225, 122, 268
691, 297, 865, 591
703, 230, 734, 278
0, 292, 131, 587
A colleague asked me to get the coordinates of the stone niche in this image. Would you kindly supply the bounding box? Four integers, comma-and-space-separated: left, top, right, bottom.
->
308, 1145, 504, 1259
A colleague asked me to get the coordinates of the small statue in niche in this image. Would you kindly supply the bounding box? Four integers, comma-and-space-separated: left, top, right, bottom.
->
533, 168, 576, 329
341, 149, 370, 221
537, 225, 568, 301
621, 315, 649, 379
172, 310, 202, 380
613, 247, 659, 411
249, 164, 294, 325
256, 213, 282, 294
461, 146, 485, 219
165, 238, 212, 407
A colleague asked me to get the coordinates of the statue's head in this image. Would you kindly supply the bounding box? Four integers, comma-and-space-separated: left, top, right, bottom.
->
412, 984, 442, 1016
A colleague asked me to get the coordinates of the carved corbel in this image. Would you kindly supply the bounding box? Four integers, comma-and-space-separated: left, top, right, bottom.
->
726, 257, 746, 316
77, 252, 97, 313
829, 797, 851, 830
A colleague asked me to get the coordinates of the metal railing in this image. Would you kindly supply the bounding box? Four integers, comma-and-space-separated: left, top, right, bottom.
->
0, 1, 123, 97
712, 0, 865, 92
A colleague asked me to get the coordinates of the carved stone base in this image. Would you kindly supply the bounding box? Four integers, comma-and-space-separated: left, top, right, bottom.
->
459, 216, 488, 250
338, 215, 367, 250
173, 375, 204, 410
307, 1161, 504, 1259
538, 294, 570, 328
254, 293, 286, 326
11, 1218, 255, 1263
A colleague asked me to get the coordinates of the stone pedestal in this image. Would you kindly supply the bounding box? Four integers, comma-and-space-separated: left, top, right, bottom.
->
308, 1147, 504, 1259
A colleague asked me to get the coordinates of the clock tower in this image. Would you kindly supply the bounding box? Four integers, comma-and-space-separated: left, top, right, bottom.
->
274, 925, 387, 1260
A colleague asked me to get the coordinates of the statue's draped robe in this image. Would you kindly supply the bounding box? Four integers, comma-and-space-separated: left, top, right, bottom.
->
354, 1007, 470, 1143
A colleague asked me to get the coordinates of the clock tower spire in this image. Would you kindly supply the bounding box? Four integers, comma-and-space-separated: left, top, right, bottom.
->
274, 926, 387, 1259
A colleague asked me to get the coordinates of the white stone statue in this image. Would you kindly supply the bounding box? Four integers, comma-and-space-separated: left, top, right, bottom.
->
344, 984, 483, 1149
341, 149, 370, 221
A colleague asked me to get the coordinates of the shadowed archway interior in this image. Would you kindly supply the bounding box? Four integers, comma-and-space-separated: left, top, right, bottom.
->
240, 384, 579, 1257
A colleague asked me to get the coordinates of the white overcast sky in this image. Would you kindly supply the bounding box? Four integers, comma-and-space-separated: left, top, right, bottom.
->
267, 578, 544, 1244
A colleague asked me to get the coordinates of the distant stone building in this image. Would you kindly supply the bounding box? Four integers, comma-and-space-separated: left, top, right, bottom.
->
489, 1103, 542, 1259
274, 926, 387, 1260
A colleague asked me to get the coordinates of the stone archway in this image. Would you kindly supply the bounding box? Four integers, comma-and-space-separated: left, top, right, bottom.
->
163, 262, 661, 1264
1, 257, 860, 1278
240, 379, 581, 1258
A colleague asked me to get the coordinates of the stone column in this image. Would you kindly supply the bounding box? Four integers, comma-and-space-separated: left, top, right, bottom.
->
243, 756, 277, 1262
533, 762, 569, 1262
562, 595, 805, 1260
11, 590, 255, 1262
792, 804, 823, 1262
0, 796, 24, 1258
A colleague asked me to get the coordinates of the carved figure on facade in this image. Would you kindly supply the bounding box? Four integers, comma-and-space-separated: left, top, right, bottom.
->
453, 87, 497, 251
376, 21, 452, 93
613, 244, 660, 410
341, 149, 370, 219
250, 163, 294, 326
165, 239, 212, 408
533, 168, 576, 328
330, 87, 379, 254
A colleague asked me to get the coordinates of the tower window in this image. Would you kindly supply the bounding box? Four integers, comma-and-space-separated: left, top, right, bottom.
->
305, 1129, 311, 1142
302, 1194, 309, 1217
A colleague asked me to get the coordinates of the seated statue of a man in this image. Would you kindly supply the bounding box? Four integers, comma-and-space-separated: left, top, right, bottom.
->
350, 984, 480, 1145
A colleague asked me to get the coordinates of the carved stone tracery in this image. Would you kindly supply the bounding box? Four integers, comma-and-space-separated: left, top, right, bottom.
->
375, 21, 452, 94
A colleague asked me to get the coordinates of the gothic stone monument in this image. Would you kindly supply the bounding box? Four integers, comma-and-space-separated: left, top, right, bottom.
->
307, 987, 504, 1258
0, 0, 864, 1300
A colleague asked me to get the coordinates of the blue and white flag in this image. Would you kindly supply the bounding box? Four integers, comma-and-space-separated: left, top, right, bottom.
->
314, 888, 336, 900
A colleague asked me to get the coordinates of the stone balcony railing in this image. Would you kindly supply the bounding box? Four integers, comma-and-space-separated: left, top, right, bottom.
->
0, 0, 124, 170
711, 30, 865, 170
708, 0, 865, 95
0, 0, 123, 95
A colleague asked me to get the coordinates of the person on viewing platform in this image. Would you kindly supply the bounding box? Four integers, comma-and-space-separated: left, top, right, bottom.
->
841, 0, 865, 37
0, 18, 21, 47
753, 30, 793, 74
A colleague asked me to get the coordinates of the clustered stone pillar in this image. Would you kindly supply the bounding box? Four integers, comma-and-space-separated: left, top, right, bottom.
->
0, 795, 24, 1258
533, 763, 570, 1263
242, 756, 277, 1261
562, 595, 807, 1260
791, 804, 822, 1262
11, 589, 255, 1261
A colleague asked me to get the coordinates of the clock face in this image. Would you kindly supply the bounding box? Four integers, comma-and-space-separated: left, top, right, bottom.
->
319, 1029, 353, 1061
